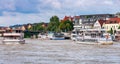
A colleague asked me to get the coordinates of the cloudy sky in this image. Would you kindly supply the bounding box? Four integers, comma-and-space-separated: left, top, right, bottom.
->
0, 0, 120, 26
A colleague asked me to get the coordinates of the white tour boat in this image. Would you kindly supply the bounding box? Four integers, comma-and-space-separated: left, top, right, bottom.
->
2, 33, 25, 44
75, 29, 113, 45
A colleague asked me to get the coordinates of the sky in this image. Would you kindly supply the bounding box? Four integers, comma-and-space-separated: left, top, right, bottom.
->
0, 0, 120, 26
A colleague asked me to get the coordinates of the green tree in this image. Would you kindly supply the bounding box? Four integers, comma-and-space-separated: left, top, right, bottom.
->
66, 23, 71, 31
118, 25, 120, 29
29, 23, 46, 32
59, 22, 66, 32
109, 28, 113, 35
59, 20, 73, 32
47, 16, 60, 32
64, 20, 74, 32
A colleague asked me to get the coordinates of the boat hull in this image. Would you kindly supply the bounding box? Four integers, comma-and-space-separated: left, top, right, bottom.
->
51, 37, 65, 40
2, 39, 25, 44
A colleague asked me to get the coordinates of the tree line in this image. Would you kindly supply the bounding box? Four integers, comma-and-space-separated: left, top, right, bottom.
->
29, 16, 74, 33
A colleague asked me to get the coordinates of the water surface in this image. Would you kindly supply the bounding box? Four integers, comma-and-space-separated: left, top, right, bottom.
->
0, 39, 120, 64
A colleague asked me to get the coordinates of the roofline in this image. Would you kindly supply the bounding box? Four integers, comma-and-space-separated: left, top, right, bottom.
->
79, 14, 114, 16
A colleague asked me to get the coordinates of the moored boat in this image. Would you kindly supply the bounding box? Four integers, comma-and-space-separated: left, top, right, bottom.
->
75, 29, 113, 45
50, 33, 65, 40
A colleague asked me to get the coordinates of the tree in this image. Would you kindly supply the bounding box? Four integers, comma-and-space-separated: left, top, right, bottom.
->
29, 23, 46, 32
66, 23, 71, 31
118, 25, 120, 29
47, 16, 60, 32
64, 20, 74, 32
59, 20, 73, 32
59, 22, 66, 32
110, 28, 113, 35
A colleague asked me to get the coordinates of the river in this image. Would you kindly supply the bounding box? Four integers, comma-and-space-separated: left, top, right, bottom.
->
0, 39, 120, 64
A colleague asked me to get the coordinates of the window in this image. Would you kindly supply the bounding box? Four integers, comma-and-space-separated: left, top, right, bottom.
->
114, 26, 115, 29
116, 26, 118, 28
110, 21, 112, 23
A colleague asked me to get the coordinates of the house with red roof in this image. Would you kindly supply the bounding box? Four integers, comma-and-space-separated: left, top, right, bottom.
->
73, 16, 81, 25
73, 14, 115, 30
94, 20, 105, 29
73, 16, 82, 29
61, 16, 73, 22
103, 18, 120, 31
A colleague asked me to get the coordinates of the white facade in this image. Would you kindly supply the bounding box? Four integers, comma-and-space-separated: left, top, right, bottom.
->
94, 20, 102, 29
103, 23, 120, 31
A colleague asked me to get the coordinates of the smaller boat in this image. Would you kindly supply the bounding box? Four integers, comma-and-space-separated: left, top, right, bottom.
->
47, 33, 54, 39
2, 33, 25, 44
38, 33, 47, 39
51, 33, 65, 40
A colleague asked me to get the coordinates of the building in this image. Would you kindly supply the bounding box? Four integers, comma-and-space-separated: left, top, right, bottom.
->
103, 18, 120, 31
21, 26, 26, 31
79, 14, 114, 23
93, 20, 105, 29
74, 14, 115, 30
61, 16, 73, 22
23, 24, 32, 30
73, 16, 81, 30
27, 24, 32, 29
9, 24, 32, 31
10, 25, 23, 30
73, 16, 81, 25
116, 12, 120, 18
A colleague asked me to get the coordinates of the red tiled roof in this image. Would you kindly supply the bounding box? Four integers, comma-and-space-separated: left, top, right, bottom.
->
61, 16, 73, 22
105, 18, 120, 24
98, 20, 106, 27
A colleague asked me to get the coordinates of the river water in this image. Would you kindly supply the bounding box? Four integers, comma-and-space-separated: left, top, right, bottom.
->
0, 39, 120, 64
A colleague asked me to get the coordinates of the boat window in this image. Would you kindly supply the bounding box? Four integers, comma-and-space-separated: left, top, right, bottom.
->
72, 32, 76, 34
54, 33, 64, 37
72, 35, 77, 37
